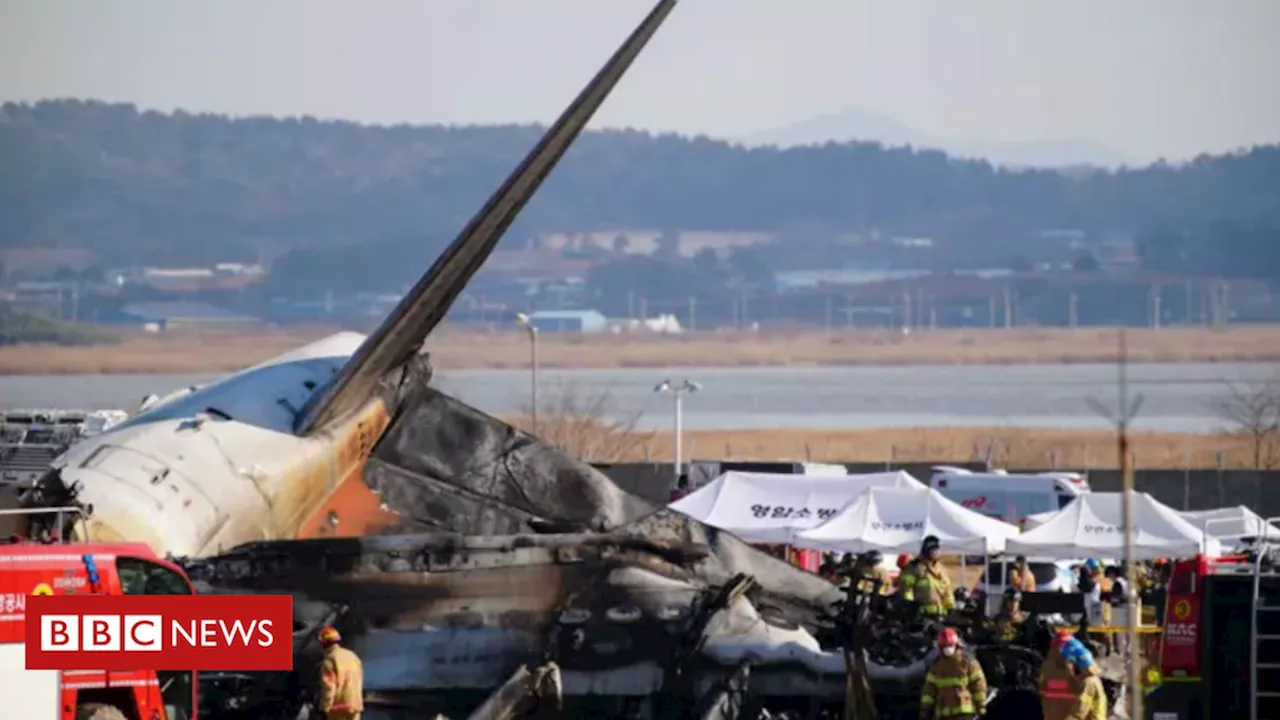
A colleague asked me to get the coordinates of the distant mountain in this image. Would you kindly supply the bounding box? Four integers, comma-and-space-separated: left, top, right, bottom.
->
739, 108, 1131, 169
4, 99, 1277, 293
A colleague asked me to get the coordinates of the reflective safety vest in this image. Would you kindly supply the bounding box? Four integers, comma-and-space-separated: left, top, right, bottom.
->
900, 561, 920, 600
914, 561, 954, 616
320, 644, 365, 713
1039, 656, 1078, 720
920, 652, 987, 718
854, 566, 894, 595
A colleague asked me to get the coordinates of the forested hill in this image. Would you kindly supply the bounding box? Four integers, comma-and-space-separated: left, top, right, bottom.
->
2, 99, 1278, 280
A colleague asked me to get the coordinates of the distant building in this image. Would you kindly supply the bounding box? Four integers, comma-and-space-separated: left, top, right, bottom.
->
527, 309, 608, 333
116, 302, 263, 331
116, 264, 267, 293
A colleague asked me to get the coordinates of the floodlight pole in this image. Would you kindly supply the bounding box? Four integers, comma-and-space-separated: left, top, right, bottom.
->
655, 379, 701, 485
516, 314, 539, 435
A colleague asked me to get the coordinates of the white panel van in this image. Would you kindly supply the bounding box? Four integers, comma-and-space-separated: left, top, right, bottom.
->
928, 466, 1089, 525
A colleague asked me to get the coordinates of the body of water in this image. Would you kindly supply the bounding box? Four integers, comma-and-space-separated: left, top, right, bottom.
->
1, 362, 1274, 432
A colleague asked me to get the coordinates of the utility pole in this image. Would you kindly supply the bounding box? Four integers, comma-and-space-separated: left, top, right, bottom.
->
1068, 291, 1078, 328
687, 296, 697, 331
1087, 330, 1145, 720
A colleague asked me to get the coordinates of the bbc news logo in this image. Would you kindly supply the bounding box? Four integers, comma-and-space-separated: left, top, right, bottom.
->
26, 594, 293, 671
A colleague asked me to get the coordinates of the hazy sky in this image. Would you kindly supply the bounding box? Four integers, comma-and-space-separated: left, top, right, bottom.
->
2, 0, 1277, 163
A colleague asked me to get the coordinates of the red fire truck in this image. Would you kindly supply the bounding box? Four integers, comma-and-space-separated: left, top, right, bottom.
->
0, 507, 197, 720
1146, 551, 1280, 720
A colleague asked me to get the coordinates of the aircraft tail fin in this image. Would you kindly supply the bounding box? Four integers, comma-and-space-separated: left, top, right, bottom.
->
298, 0, 679, 434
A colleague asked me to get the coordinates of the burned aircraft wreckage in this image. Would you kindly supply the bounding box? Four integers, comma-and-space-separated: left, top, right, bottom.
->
182, 377, 1058, 718
180, 385, 939, 718
20, 0, 1061, 717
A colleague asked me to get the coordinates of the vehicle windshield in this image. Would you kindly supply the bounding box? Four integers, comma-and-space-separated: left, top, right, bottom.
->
117, 557, 193, 595
116, 556, 194, 718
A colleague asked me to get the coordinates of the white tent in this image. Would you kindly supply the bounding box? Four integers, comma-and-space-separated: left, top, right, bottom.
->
1182, 506, 1280, 545
1007, 492, 1221, 560
794, 487, 1021, 554
668, 470, 925, 544
1024, 509, 1058, 530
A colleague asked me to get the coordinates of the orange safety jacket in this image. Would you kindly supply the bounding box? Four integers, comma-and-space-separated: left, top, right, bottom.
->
1008, 566, 1037, 592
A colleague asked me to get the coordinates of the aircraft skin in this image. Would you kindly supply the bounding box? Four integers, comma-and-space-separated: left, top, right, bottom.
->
51, 332, 400, 557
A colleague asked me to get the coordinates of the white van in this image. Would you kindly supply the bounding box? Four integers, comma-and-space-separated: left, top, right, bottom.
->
929, 466, 1089, 524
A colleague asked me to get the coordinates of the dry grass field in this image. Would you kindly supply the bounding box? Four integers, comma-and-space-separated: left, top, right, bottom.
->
2, 325, 1279, 374
500, 417, 1266, 470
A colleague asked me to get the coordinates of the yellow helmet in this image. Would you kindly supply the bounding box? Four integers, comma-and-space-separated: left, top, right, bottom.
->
318, 627, 341, 646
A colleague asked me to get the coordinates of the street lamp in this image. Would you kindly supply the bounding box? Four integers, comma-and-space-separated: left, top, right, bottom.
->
516, 313, 539, 435
654, 378, 701, 485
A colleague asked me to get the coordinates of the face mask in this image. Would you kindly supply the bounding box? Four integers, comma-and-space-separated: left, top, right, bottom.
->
942, 646, 956, 657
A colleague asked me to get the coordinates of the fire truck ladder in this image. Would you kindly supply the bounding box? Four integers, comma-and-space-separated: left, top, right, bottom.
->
1250, 518, 1280, 720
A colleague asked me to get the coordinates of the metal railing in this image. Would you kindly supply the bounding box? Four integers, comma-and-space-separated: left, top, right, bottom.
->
0, 506, 87, 543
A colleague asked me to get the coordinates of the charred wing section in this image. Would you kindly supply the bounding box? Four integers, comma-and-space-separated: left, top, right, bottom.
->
187, 524, 855, 717
368, 384, 654, 535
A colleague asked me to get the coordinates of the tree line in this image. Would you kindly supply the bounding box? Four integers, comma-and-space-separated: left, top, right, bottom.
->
1, 100, 1278, 299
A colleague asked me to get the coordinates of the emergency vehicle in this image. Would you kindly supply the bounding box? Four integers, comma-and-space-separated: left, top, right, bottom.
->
928, 466, 1089, 523
0, 507, 197, 720
1146, 548, 1280, 720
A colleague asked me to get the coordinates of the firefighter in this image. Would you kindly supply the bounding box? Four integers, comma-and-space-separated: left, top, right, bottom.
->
990, 587, 1026, 643
1008, 555, 1036, 592
852, 549, 893, 595
896, 553, 915, 592
1082, 559, 1114, 654
318, 626, 364, 720
1064, 650, 1108, 720
819, 552, 840, 581
920, 627, 987, 720
905, 535, 954, 619
1039, 631, 1085, 720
